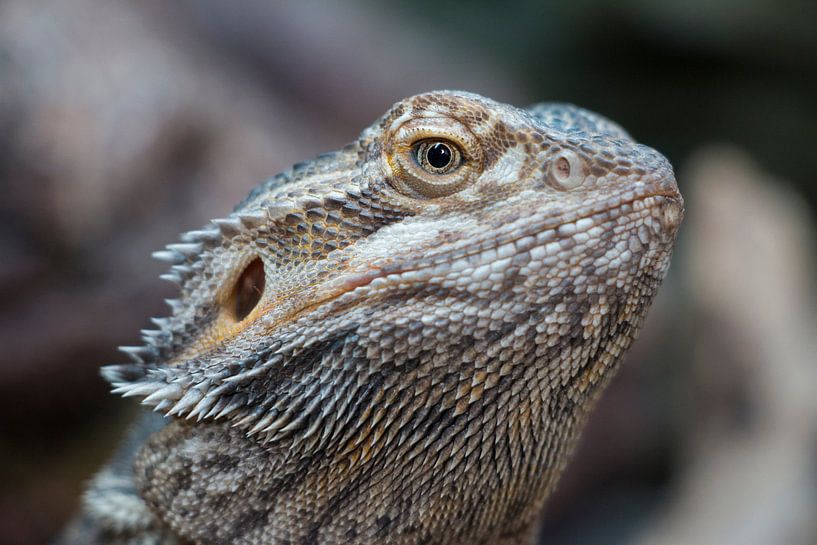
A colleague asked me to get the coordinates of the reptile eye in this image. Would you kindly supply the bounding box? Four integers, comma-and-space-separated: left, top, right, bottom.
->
415, 140, 462, 174
231, 257, 265, 321
388, 116, 481, 198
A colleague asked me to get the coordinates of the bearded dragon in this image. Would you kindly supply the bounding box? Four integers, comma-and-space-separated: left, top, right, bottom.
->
59, 91, 683, 545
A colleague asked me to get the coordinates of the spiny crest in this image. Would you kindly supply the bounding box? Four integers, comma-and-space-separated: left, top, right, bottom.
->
108, 341, 275, 431
105, 337, 357, 457
150, 208, 273, 284
146, 145, 365, 287
108, 202, 285, 416
105, 161, 379, 450
114, 208, 275, 367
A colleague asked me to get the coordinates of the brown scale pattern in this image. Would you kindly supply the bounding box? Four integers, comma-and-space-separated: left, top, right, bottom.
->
66, 91, 683, 545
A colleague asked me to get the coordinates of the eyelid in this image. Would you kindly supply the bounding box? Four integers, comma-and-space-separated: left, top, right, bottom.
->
392, 117, 480, 160
384, 116, 483, 198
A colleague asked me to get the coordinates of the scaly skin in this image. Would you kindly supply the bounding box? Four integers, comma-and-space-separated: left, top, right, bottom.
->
64, 91, 683, 545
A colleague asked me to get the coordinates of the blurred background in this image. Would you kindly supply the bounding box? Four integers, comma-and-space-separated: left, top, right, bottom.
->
1, 1, 816, 544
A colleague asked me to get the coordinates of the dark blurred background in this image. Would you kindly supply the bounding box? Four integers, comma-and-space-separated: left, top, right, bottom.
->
1, 1, 816, 544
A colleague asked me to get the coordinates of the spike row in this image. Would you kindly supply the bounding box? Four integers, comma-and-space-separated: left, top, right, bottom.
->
152, 207, 275, 289
106, 367, 326, 450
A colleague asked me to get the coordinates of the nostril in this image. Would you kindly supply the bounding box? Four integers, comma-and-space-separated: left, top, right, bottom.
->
230, 257, 265, 321
556, 157, 571, 177
548, 150, 585, 190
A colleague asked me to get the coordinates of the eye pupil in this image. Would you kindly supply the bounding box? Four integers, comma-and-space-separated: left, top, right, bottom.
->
425, 142, 452, 169
232, 257, 265, 321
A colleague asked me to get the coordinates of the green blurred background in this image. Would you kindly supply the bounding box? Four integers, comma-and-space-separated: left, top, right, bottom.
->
1, 1, 815, 544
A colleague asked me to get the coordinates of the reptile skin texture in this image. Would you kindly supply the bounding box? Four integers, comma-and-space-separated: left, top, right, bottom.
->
59, 91, 683, 545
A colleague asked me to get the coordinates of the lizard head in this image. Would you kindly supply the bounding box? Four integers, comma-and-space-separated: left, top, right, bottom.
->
105, 90, 682, 541
108, 90, 681, 425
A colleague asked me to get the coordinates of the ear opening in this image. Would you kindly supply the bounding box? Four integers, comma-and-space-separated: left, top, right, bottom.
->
228, 257, 265, 322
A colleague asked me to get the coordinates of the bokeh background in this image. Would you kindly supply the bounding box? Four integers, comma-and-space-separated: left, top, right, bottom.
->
2, 1, 816, 544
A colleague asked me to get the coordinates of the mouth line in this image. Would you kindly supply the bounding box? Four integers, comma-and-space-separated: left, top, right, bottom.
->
130, 191, 678, 372
317, 190, 678, 306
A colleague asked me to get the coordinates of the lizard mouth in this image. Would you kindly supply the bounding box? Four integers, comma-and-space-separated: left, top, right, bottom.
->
156, 187, 682, 371
317, 190, 683, 309
134, 189, 682, 370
